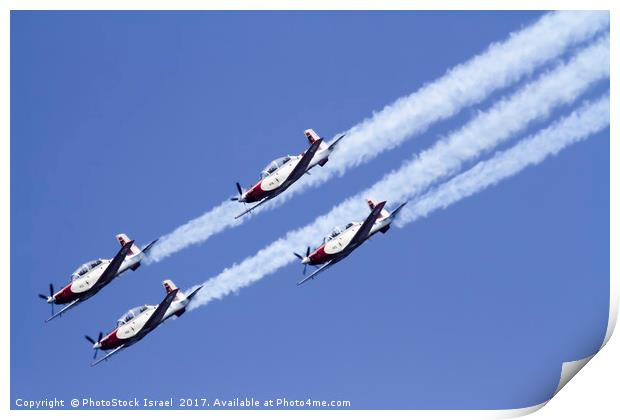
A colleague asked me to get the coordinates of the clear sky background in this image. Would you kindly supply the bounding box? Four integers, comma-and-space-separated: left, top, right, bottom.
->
11, 11, 609, 409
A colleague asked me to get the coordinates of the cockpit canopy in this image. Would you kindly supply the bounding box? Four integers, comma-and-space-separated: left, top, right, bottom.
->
327, 222, 356, 240
260, 156, 293, 179
71, 259, 104, 281
116, 305, 152, 327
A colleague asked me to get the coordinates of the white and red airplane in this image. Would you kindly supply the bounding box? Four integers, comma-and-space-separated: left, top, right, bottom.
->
231, 129, 345, 219
85, 280, 203, 366
38, 234, 158, 322
294, 199, 407, 285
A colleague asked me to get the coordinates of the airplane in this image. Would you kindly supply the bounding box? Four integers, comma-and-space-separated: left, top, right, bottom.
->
85, 280, 203, 367
294, 199, 407, 286
38, 234, 158, 322
231, 129, 345, 219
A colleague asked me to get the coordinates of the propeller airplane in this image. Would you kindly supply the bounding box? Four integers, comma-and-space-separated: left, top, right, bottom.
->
294, 199, 407, 286
85, 280, 203, 366
231, 129, 345, 219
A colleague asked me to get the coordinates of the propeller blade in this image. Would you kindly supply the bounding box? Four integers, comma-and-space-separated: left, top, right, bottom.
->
235, 182, 243, 196
38, 294, 48, 300
98, 332, 103, 342
303, 264, 307, 276
306, 246, 310, 257
93, 349, 99, 360
85, 335, 96, 345
49, 283, 54, 296
293, 252, 304, 260
51, 302, 55, 316
230, 197, 239, 201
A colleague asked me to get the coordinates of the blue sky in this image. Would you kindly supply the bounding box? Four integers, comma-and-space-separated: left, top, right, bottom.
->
11, 11, 609, 409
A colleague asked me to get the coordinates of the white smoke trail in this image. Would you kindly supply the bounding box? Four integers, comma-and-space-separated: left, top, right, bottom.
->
348, 35, 608, 209
396, 95, 610, 225
148, 11, 609, 262
187, 94, 609, 309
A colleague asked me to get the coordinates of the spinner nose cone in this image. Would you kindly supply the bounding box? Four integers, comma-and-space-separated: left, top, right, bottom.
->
301, 257, 310, 265
93, 342, 101, 349
47, 296, 55, 304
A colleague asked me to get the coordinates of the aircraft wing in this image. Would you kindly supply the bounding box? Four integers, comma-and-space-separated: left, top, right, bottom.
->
98, 240, 135, 286
91, 345, 125, 367
347, 201, 387, 249
297, 260, 337, 286
141, 288, 179, 332
287, 138, 324, 182
45, 299, 80, 323
328, 134, 346, 151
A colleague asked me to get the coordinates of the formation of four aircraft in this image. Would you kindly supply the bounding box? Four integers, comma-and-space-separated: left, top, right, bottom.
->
40, 129, 407, 366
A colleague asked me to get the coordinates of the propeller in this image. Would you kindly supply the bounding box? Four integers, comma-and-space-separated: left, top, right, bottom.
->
230, 182, 244, 201
38, 283, 55, 316
293, 246, 311, 275
85, 332, 103, 359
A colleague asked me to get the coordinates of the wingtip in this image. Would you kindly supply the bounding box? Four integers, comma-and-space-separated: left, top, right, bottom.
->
296, 277, 311, 286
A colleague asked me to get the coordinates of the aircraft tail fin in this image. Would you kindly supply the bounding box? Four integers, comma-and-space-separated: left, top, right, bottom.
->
116, 234, 141, 257
163, 279, 186, 301
389, 202, 408, 219
366, 199, 390, 220
304, 129, 324, 145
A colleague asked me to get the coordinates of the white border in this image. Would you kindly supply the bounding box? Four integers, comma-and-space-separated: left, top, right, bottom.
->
2, 1, 616, 419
